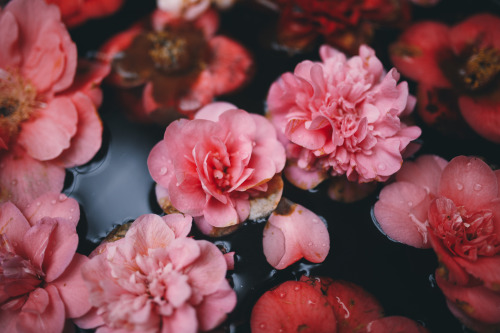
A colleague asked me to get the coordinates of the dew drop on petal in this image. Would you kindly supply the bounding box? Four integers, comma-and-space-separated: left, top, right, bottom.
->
322, 243, 327, 247
59, 194, 66, 201
259, 323, 266, 329
159, 167, 167, 176
466, 162, 472, 169
408, 201, 413, 207
378, 163, 386, 171
70, 208, 75, 212
36, 202, 41, 206
51, 200, 56, 205
308, 241, 313, 247
474, 184, 482, 191
294, 285, 301, 291
11, 180, 17, 185
456, 183, 464, 191
279, 292, 286, 298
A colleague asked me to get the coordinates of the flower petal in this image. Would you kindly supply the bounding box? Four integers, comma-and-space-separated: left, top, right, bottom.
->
18, 285, 65, 333
197, 279, 236, 331
458, 96, 500, 144
22, 192, 79, 228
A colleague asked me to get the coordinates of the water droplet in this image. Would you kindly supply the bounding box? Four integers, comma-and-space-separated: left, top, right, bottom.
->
159, 167, 167, 176
259, 323, 266, 329
322, 243, 327, 247
308, 241, 313, 247
378, 163, 386, 171
51, 199, 57, 205
428, 274, 436, 288
59, 194, 66, 201
474, 184, 482, 191
308, 299, 316, 305
70, 208, 75, 212
294, 285, 301, 291
279, 292, 286, 298
456, 183, 464, 191
466, 162, 472, 169
11, 180, 17, 185
36, 202, 41, 206
408, 201, 413, 207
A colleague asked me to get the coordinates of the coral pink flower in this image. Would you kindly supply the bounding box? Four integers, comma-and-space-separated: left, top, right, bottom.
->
263, 198, 329, 269
100, 9, 253, 124
374, 155, 500, 331
390, 14, 500, 143
148, 102, 286, 235
267, 45, 421, 190
78, 213, 236, 333
0, 0, 103, 209
0, 193, 91, 332
46, 0, 124, 28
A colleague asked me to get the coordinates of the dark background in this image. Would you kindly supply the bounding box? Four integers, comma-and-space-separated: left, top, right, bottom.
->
68, 0, 500, 332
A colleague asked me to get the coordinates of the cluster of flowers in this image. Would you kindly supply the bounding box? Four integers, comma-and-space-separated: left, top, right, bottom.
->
1, 0, 500, 332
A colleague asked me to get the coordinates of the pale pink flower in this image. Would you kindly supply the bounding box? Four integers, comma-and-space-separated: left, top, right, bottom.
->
148, 102, 286, 234
266, 44, 421, 188
263, 198, 330, 269
0, 0, 103, 209
374, 155, 500, 331
0, 193, 91, 332
79, 213, 236, 333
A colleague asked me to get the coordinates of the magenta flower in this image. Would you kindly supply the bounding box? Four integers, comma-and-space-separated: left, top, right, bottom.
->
263, 199, 330, 270
0, 0, 103, 209
148, 102, 286, 235
266, 44, 421, 191
374, 155, 500, 331
0, 193, 91, 332
79, 213, 236, 333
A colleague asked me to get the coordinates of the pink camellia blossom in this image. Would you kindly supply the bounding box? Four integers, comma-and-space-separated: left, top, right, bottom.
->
100, 9, 253, 124
263, 198, 330, 269
266, 44, 421, 193
0, 0, 103, 209
374, 155, 500, 331
78, 213, 236, 333
0, 193, 91, 333
46, 0, 124, 28
148, 102, 286, 235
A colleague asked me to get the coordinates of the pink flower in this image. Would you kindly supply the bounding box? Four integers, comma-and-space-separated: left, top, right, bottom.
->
0, 0, 103, 209
267, 44, 421, 189
263, 198, 330, 269
157, 0, 236, 20
374, 155, 500, 330
100, 9, 253, 124
79, 213, 236, 333
45, 0, 124, 28
0, 193, 91, 332
390, 14, 500, 143
148, 102, 286, 235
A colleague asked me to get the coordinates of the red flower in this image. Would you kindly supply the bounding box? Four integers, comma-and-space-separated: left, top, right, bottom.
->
46, 0, 124, 28
390, 14, 500, 143
100, 9, 253, 124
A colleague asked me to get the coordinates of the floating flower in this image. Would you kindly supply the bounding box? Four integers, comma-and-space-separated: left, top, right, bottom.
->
374, 155, 500, 331
251, 275, 428, 333
390, 14, 500, 143
78, 213, 236, 333
258, 0, 411, 54
46, 0, 124, 28
263, 198, 329, 269
267, 44, 421, 194
0, 193, 91, 332
0, 0, 103, 209
148, 102, 286, 236
157, 0, 236, 20
100, 9, 253, 124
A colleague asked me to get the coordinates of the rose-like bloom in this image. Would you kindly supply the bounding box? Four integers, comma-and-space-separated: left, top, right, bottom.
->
373, 155, 500, 331
100, 9, 253, 124
258, 0, 411, 54
390, 14, 500, 143
78, 213, 236, 333
0, 193, 91, 332
157, 0, 236, 20
148, 102, 286, 235
0, 0, 103, 209
267, 44, 421, 191
46, 0, 124, 28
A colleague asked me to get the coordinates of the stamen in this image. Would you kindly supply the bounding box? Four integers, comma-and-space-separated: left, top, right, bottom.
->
461, 47, 500, 91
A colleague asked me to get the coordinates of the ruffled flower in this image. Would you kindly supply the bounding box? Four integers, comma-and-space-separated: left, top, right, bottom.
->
374, 155, 500, 331
46, 0, 124, 28
148, 102, 286, 235
0, 193, 91, 332
267, 44, 421, 190
100, 9, 253, 124
0, 0, 103, 209
390, 13, 500, 143
157, 0, 236, 20
78, 213, 236, 333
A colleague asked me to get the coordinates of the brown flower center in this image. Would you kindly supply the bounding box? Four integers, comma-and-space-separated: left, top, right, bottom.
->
0, 70, 38, 147
459, 47, 500, 91
148, 31, 192, 73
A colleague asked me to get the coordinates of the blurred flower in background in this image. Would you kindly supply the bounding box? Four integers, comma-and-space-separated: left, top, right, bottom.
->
46, 0, 124, 28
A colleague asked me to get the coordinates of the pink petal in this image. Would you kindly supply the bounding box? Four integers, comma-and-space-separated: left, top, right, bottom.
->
366, 316, 430, 333
22, 192, 80, 228
203, 196, 239, 228
374, 181, 432, 248
439, 156, 498, 210
161, 304, 198, 333
186, 240, 227, 295
73, 307, 105, 329
263, 199, 330, 269
58, 92, 103, 168
23, 219, 56, 269
389, 21, 452, 88
284, 163, 328, 190
0, 201, 30, 253
126, 214, 175, 256
446, 299, 500, 333
148, 142, 175, 188
168, 238, 201, 270
168, 177, 207, 217
395, 155, 448, 196
51, 254, 91, 318
429, 232, 470, 286
454, 256, 500, 291
0, 147, 65, 210
0, 11, 21, 68
42, 218, 79, 283
286, 120, 328, 150
436, 274, 500, 324
18, 97, 78, 161
0, 309, 18, 333
18, 284, 65, 333
194, 102, 238, 121
197, 279, 236, 331
458, 96, 500, 144
450, 13, 500, 56
162, 213, 192, 238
